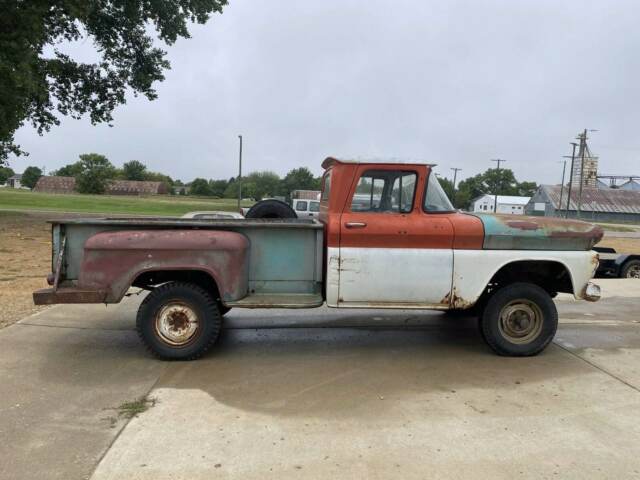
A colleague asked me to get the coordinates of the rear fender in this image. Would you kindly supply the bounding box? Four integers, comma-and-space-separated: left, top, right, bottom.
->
78, 230, 250, 303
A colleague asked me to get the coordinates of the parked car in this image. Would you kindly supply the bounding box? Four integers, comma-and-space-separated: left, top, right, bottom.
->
181, 211, 244, 220
293, 198, 320, 218
34, 157, 603, 360
594, 246, 640, 278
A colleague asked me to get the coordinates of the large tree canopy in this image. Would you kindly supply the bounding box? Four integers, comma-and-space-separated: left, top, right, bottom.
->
0, 0, 227, 164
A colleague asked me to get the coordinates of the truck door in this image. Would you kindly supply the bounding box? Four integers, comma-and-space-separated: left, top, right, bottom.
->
338, 166, 454, 307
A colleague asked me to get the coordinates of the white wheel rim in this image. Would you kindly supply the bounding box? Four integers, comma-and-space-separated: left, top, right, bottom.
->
155, 301, 199, 346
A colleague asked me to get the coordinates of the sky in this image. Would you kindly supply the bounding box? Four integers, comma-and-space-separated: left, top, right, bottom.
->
10, 0, 640, 185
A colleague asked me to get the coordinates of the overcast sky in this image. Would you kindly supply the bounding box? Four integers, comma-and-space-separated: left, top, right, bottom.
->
11, 0, 640, 185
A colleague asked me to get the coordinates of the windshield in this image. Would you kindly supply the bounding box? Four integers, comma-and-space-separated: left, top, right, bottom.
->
423, 172, 455, 212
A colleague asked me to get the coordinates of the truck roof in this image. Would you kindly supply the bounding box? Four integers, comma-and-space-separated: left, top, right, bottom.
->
321, 156, 436, 169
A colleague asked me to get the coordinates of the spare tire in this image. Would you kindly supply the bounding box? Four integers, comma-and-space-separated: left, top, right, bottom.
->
245, 199, 298, 219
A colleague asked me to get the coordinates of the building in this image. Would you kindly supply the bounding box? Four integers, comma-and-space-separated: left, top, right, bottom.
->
6, 174, 23, 189
33, 176, 76, 194
34, 176, 168, 195
471, 194, 531, 215
526, 184, 640, 223
291, 189, 321, 200
621, 180, 640, 191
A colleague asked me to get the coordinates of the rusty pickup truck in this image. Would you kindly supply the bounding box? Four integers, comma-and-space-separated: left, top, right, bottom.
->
34, 158, 603, 360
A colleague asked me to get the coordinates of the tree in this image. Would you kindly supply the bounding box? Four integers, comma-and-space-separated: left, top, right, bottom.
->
208, 179, 228, 198
189, 178, 212, 196
53, 161, 83, 177
0, 0, 228, 165
122, 160, 148, 181
280, 167, 320, 197
75, 154, 115, 194
517, 181, 538, 196
437, 177, 455, 202
454, 167, 537, 210
246, 171, 281, 200
0, 166, 14, 184
21, 166, 42, 189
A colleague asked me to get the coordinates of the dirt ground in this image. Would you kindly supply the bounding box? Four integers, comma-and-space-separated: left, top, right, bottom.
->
0, 211, 639, 329
0, 212, 52, 328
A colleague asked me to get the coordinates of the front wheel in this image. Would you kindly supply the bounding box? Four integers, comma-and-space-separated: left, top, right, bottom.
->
479, 282, 557, 357
136, 282, 222, 360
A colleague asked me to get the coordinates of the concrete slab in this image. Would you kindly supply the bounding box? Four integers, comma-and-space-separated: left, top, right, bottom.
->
1, 277, 638, 480
91, 326, 640, 480
0, 306, 167, 480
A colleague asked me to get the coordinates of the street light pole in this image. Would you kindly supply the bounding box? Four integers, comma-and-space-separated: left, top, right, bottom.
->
237, 135, 243, 211
491, 159, 506, 213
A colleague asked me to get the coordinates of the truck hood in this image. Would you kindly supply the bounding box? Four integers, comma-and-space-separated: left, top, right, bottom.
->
470, 213, 604, 251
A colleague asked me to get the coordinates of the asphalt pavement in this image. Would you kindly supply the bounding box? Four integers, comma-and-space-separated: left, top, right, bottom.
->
1, 279, 640, 480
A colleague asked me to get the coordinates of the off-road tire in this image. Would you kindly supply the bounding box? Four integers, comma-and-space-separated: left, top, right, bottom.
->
218, 303, 231, 316
136, 282, 222, 360
245, 199, 297, 219
480, 282, 557, 357
621, 259, 640, 279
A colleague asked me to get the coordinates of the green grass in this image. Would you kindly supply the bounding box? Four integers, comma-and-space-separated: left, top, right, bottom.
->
116, 395, 157, 419
595, 223, 639, 233
0, 188, 253, 216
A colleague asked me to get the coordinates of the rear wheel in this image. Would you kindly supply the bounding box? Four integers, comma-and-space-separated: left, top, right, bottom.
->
136, 282, 222, 360
479, 282, 557, 356
621, 259, 640, 279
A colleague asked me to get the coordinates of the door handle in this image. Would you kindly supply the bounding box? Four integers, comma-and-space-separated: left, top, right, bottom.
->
345, 222, 367, 229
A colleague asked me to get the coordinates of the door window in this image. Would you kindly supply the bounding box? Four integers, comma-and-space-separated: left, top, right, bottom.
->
350, 170, 417, 213
295, 200, 308, 212
423, 172, 455, 212
309, 201, 320, 212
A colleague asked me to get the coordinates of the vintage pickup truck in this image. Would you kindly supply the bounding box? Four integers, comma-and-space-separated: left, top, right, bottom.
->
34, 158, 604, 360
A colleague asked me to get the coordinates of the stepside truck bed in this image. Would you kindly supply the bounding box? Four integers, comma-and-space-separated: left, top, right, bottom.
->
36, 217, 325, 308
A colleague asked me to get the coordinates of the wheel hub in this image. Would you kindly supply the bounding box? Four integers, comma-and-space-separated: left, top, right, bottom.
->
498, 301, 543, 344
155, 302, 199, 346
627, 265, 640, 279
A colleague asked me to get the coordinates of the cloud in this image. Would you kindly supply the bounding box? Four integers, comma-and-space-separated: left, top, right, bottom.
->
12, 0, 640, 184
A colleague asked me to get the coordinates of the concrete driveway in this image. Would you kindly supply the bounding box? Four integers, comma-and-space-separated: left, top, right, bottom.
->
1, 280, 640, 479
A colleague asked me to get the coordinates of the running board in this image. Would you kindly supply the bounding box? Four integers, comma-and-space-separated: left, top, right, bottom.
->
225, 293, 324, 309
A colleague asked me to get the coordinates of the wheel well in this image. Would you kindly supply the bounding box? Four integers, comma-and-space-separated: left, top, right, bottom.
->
487, 260, 573, 296
132, 270, 221, 301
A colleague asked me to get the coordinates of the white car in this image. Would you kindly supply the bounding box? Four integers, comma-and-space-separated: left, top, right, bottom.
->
181, 211, 244, 220
293, 199, 320, 218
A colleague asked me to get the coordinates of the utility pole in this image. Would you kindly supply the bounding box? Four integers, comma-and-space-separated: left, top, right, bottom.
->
491, 159, 506, 213
564, 142, 578, 218
450, 167, 462, 191
237, 135, 243, 211
576, 129, 588, 219
557, 159, 566, 218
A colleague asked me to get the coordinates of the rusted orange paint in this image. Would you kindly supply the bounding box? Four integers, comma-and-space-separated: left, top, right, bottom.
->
319, 158, 483, 250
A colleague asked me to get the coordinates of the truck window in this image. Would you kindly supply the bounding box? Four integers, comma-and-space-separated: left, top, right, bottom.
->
423, 172, 455, 212
309, 201, 320, 212
295, 200, 308, 211
350, 170, 417, 213
321, 171, 331, 201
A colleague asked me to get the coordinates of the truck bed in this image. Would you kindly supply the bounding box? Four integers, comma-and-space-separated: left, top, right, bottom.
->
46, 217, 325, 306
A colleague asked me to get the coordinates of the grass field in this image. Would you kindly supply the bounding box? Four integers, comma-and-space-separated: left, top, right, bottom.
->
0, 188, 253, 216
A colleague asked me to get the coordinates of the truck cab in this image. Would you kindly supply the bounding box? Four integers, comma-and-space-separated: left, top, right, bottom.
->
34, 157, 603, 360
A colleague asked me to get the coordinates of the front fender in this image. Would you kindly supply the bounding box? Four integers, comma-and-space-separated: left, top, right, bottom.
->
452, 250, 599, 306
79, 230, 250, 302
